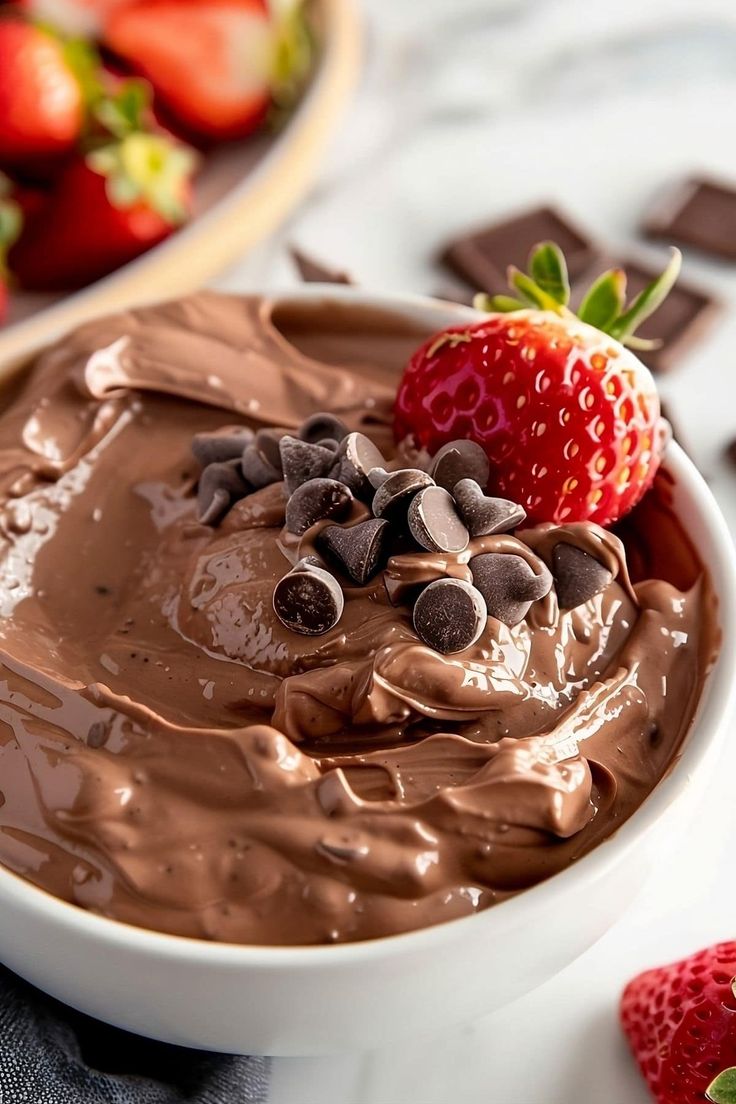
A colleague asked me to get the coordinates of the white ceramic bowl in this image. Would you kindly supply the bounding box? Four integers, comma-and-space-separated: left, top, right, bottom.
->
0, 289, 734, 1057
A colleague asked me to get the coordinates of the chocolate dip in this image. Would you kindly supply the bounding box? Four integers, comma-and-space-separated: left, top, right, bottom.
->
0, 293, 719, 945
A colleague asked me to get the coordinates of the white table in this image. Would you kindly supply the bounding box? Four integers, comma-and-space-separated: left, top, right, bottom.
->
215, 1, 736, 1097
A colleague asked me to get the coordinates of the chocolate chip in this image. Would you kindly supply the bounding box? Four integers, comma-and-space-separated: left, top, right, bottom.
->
453, 479, 526, 537
331, 432, 386, 499
316, 438, 340, 453
431, 440, 490, 493
285, 478, 353, 535
407, 486, 469, 553
552, 543, 612, 610
372, 468, 435, 522
413, 579, 486, 654
368, 466, 390, 488
470, 552, 552, 626
279, 436, 336, 495
241, 443, 282, 489
191, 426, 254, 467
725, 437, 736, 468
273, 559, 344, 635
87, 720, 109, 748
318, 518, 391, 584
298, 413, 348, 445
197, 459, 250, 525
254, 427, 288, 472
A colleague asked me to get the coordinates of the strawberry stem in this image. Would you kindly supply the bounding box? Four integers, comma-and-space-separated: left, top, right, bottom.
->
478, 241, 682, 350
707, 1066, 736, 1103
530, 241, 570, 306
578, 268, 626, 331
474, 293, 526, 313
88, 133, 196, 223
608, 248, 681, 343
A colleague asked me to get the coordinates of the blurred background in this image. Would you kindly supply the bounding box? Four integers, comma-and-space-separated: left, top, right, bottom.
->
2, 0, 736, 1099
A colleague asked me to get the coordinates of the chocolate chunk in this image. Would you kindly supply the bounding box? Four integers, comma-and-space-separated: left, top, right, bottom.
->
285, 478, 353, 535
316, 438, 340, 453
431, 440, 490, 493
552, 542, 612, 610
413, 578, 486, 654
318, 518, 391, 584
273, 560, 344, 636
197, 459, 250, 525
298, 413, 348, 445
408, 486, 469, 554
724, 437, 736, 468
470, 552, 552, 626
372, 468, 435, 522
191, 425, 254, 467
279, 436, 336, 494
441, 206, 597, 296
643, 177, 736, 261
453, 479, 526, 537
331, 432, 386, 499
572, 257, 719, 374
241, 444, 281, 490
290, 247, 354, 285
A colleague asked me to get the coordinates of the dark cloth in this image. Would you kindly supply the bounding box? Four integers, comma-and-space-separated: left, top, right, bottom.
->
0, 967, 270, 1103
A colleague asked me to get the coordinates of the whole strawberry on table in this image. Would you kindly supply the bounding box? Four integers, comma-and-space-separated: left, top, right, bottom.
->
622, 943, 736, 1103
0, 0, 311, 316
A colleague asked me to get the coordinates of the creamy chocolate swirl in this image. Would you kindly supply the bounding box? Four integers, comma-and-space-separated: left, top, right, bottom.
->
0, 293, 718, 944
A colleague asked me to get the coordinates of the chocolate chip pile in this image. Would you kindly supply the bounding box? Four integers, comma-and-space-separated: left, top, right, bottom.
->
192, 418, 613, 655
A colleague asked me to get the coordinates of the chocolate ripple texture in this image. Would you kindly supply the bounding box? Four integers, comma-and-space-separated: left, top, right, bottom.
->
0, 294, 719, 945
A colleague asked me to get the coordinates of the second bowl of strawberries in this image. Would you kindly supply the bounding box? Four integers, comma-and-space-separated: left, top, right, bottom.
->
0, 0, 310, 311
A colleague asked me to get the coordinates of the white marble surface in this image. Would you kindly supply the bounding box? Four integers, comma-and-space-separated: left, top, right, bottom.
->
214, 1, 736, 1099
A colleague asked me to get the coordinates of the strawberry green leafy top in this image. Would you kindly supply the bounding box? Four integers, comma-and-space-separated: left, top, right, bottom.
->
474, 241, 682, 352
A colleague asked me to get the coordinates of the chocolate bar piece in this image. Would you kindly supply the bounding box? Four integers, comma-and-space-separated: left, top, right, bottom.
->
290, 246, 354, 285
440, 206, 598, 296
643, 178, 736, 260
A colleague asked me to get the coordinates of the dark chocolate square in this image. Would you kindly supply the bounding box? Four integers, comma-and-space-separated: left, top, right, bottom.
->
643, 178, 736, 261
573, 257, 720, 373
440, 206, 599, 296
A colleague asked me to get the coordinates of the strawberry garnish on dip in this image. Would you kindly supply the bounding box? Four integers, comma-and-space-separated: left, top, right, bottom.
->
395, 243, 681, 527
103, 0, 312, 142
9, 83, 195, 289
621, 943, 736, 1104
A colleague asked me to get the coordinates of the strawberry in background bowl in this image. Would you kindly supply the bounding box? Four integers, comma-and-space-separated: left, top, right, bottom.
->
0, 0, 358, 359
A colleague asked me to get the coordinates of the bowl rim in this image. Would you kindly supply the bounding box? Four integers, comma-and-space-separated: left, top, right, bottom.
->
1, 286, 734, 967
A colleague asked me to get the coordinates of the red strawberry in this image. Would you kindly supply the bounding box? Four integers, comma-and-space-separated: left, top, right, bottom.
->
9, 131, 194, 289
23, 0, 132, 38
621, 942, 736, 1103
394, 244, 680, 528
0, 19, 86, 165
103, 0, 278, 141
